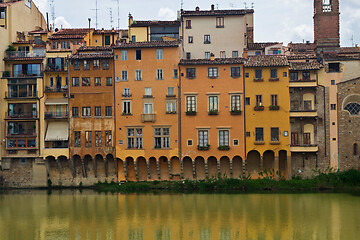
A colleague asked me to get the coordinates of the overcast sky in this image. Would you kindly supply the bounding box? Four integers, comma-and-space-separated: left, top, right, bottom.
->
32, 0, 360, 47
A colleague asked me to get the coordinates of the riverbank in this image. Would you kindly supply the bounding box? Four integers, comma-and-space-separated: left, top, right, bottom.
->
94, 169, 360, 193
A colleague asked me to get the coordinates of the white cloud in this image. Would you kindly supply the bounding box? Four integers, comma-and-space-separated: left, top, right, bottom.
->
158, 8, 177, 20
55, 16, 71, 29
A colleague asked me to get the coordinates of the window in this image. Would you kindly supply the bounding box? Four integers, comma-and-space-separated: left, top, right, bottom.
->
127, 128, 143, 149
102, 59, 109, 70
106, 77, 112, 86
290, 72, 298, 81
204, 35, 211, 44
82, 77, 90, 86
255, 70, 262, 79
272, 50, 278, 55
331, 80, 335, 85
135, 50, 141, 60
255, 128, 264, 141
131, 35, 136, 42
291, 132, 299, 145
83, 60, 90, 70
95, 131, 102, 147
186, 20, 191, 29
354, 143, 358, 156
156, 49, 163, 60
144, 103, 153, 114
233, 139, 239, 146
188, 36, 193, 43
105, 131, 112, 147
156, 69, 163, 80
187, 140, 193, 146
220, 51, 226, 58
124, 88, 131, 97
271, 95, 278, 106
205, 52, 210, 59
145, 87, 152, 97
72, 77, 79, 87
231, 95, 241, 111
0, 9, 5, 19
256, 95, 262, 106
115, 55, 119, 60
123, 101, 131, 114
85, 131, 92, 147
166, 100, 177, 113
328, 63, 340, 72
245, 97, 250, 105
186, 52, 191, 60
95, 106, 101, 116
173, 69, 178, 78
72, 107, 79, 117
331, 104, 336, 110
121, 70, 128, 81
255, 51, 261, 56
104, 35, 111, 46
135, 70, 142, 80
270, 69, 277, 78
219, 130, 229, 147
186, 68, 196, 79
231, 67, 241, 78
344, 103, 360, 115
300, 72, 310, 81
105, 106, 112, 116
65, 77, 68, 86
82, 107, 91, 117
75, 131, 81, 147
232, 51, 238, 58
216, 17, 224, 27
208, 67, 218, 78
93, 60, 100, 69
304, 101, 312, 110
304, 133, 311, 145
198, 130, 209, 147
167, 87, 175, 96
94, 77, 101, 86
121, 50, 128, 60
271, 128, 279, 141
208, 96, 218, 111
154, 128, 170, 149
186, 96, 196, 112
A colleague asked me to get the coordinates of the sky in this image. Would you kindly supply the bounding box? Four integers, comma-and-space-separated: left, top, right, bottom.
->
32, 0, 360, 47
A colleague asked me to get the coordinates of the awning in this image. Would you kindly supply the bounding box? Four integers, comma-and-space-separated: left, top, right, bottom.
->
45, 98, 68, 105
45, 122, 69, 141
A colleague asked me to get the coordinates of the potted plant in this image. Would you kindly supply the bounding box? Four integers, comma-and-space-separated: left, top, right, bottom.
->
2, 71, 10, 78
186, 111, 196, 116
269, 105, 280, 110
230, 110, 242, 115
208, 110, 218, 115
254, 105, 264, 111
197, 144, 210, 150
218, 145, 230, 151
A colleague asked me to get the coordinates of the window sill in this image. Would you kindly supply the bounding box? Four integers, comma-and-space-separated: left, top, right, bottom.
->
270, 141, 280, 145
216, 26, 224, 28
218, 146, 230, 151
126, 148, 144, 150
166, 111, 177, 114
208, 111, 218, 115
254, 106, 264, 111
230, 111, 242, 115
122, 113, 132, 116
186, 111, 197, 116
166, 95, 176, 98
253, 78, 264, 82
204, 42, 211, 44
231, 75, 241, 78
208, 76, 218, 79
121, 79, 128, 82
269, 78, 279, 82
254, 141, 265, 145
153, 148, 172, 150
82, 116, 91, 118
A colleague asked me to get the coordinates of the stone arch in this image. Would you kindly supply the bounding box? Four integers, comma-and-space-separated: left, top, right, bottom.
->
58, 155, 72, 180
195, 156, 206, 180
126, 157, 136, 181
354, 143, 358, 156
106, 154, 116, 179
182, 157, 193, 180
170, 156, 181, 181
263, 150, 275, 172
137, 157, 148, 181
232, 156, 243, 179
72, 154, 84, 178
303, 93, 315, 110
148, 157, 158, 180
95, 154, 105, 178
342, 94, 360, 115
207, 156, 218, 179
159, 156, 170, 181
246, 150, 261, 178
219, 156, 231, 178
279, 150, 288, 179
46, 156, 60, 183
84, 155, 94, 178
117, 158, 126, 181
304, 124, 315, 145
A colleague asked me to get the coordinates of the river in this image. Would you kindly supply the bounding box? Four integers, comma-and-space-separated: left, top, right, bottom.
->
0, 191, 359, 239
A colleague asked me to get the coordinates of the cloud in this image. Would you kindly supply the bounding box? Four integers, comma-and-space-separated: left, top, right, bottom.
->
55, 16, 71, 29
158, 8, 177, 20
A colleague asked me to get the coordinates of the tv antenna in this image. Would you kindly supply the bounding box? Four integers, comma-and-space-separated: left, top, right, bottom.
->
49, 0, 56, 28
112, 0, 120, 30
351, 35, 354, 47
244, 2, 247, 9
251, 2, 254, 9
109, 8, 114, 29
216, 4, 219, 10
90, 0, 99, 29
181, 0, 184, 10
229, 3, 236, 8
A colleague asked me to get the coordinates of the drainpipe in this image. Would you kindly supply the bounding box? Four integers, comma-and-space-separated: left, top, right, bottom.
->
243, 59, 247, 177
67, 58, 71, 160
178, 63, 182, 173
88, 18, 91, 46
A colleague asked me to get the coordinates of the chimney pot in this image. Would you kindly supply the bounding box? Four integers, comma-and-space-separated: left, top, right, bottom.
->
210, 53, 215, 61
195, 6, 200, 12
211, 4, 215, 11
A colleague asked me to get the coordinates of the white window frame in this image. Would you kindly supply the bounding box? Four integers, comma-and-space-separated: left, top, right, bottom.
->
156, 69, 163, 80
154, 127, 170, 149
122, 100, 131, 114
121, 70, 128, 81
166, 100, 177, 113
156, 49, 163, 60
186, 95, 196, 112
121, 50, 128, 60
197, 129, 209, 147
218, 129, 230, 147
135, 70, 142, 81
144, 103, 153, 114
230, 94, 242, 111
208, 95, 219, 112
145, 87, 152, 96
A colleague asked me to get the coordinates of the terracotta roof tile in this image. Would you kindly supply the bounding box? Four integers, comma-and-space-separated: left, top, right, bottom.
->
114, 41, 180, 49
323, 53, 360, 61
182, 9, 254, 17
49, 28, 92, 40
289, 62, 323, 71
28, 30, 48, 34
12, 40, 34, 44
247, 42, 280, 50
244, 55, 289, 67
68, 53, 113, 60
78, 46, 113, 51
179, 58, 244, 65
339, 47, 360, 54
93, 29, 121, 35
288, 42, 316, 52
130, 20, 180, 27
287, 54, 317, 60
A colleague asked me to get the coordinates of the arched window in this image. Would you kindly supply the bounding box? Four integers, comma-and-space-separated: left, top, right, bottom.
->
354, 143, 358, 156
344, 103, 360, 115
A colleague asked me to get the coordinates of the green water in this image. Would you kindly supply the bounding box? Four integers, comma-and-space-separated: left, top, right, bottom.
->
0, 191, 359, 240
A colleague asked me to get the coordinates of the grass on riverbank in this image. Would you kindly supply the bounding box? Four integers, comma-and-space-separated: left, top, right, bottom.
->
94, 169, 360, 193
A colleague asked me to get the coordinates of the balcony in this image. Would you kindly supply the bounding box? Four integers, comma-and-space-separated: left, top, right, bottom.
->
4, 51, 45, 60
291, 144, 318, 153
289, 79, 317, 88
45, 64, 68, 72
7, 129, 36, 138
2, 71, 43, 78
44, 86, 68, 93
5, 91, 38, 99
6, 112, 37, 119
290, 109, 318, 118
6, 137, 37, 150
45, 112, 69, 119
142, 114, 155, 122
254, 106, 264, 111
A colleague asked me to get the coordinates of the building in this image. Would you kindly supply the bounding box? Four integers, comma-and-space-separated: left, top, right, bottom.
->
91, 29, 127, 46
113, 41, 180, 182
179, 57, 246, 180
181, 4, 254, 59
247, 42, 285, 56
244, 55, 291, 178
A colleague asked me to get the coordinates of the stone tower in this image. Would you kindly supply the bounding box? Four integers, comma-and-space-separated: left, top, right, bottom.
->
314, 0, 340, 54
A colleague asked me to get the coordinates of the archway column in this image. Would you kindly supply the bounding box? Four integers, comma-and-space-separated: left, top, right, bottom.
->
135, 160, 139, 181
287, 155, 292, 179
82, 159, 87, 178
180, 159, 184, 179
147, 160, 151, 179
230, 159, 233, 178
56, 158, 62, 174
274, 152, 279, 180
205, 160, 209, 178
156, 160, 161, 180
260, 155, 264, 172
192, 160, 196, 179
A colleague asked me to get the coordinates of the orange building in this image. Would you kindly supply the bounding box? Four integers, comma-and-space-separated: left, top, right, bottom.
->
179, 57, 246, 180
113, 41, 180, 182
67, 46, 116, 185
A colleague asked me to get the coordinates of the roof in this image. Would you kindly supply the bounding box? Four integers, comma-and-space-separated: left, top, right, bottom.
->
130, 20, 180, 27
247, 42, 280, 51
93, 29, 121, 35
0, 2, 16, 7
68, 53, 113, 60
288, 42, 316, 52
12, 41, 35, 45
78, 46, 113, 52
113, 41, 180, 49
323, 53, 360, 61
244, 55, 289, 67
179, 58, 244, 65
49, 28, 92, 40
339, 47, 360, 54
289, 62, 323, 71
287, 54, 317, 60
182, 9, 254, 17
28, 30, 48, 35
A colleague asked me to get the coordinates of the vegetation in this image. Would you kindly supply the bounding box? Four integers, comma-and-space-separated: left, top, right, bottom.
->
94, 169, 360, 193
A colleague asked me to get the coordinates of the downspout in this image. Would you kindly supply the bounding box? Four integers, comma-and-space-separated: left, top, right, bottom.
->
112, 49, 117, 174
38, 67, 46, 159
67, 58, 71, 160
242, 61, 247, 176
178, 62, 182, 173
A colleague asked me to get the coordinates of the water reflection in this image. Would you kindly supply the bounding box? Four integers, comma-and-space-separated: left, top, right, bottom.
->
0, 191, 359, 240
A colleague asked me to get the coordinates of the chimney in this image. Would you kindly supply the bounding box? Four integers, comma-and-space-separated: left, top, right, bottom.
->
128, 13, 133, 26
306, 41, 310, 45
195, 6, 200, 12
211, 4, 215, 11
210, 53, 215, 61
243, 49, 248, 59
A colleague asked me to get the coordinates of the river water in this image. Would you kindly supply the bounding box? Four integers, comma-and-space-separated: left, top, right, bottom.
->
0, 191, 359, 240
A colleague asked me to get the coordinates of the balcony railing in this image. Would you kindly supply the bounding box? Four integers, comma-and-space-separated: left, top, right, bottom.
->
7, 130, 37, 137
142, 114, 155, 122
6, 137, 37, 150
6, 112, 37, 119
5, 51, 45, 59
45, 112, 69, 119
45, 64, 68, 72
5, 91, 38, 99
2, 71, 43, 78
44, 86, 68, 93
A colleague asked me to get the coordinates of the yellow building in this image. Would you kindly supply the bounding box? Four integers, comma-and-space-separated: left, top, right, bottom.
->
244, 55, 291, 178
90, 29, 128, 46
113, 41, 180, 182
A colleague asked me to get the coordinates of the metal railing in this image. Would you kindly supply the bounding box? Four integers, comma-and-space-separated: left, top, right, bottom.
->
6, 112, 37, 119
45, 112, 69, 119
5, 91, 38, 99
44, 86, 68, 93
45, 64, 68, 72
5, 51, 45, 59
2, 71, 43, 78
